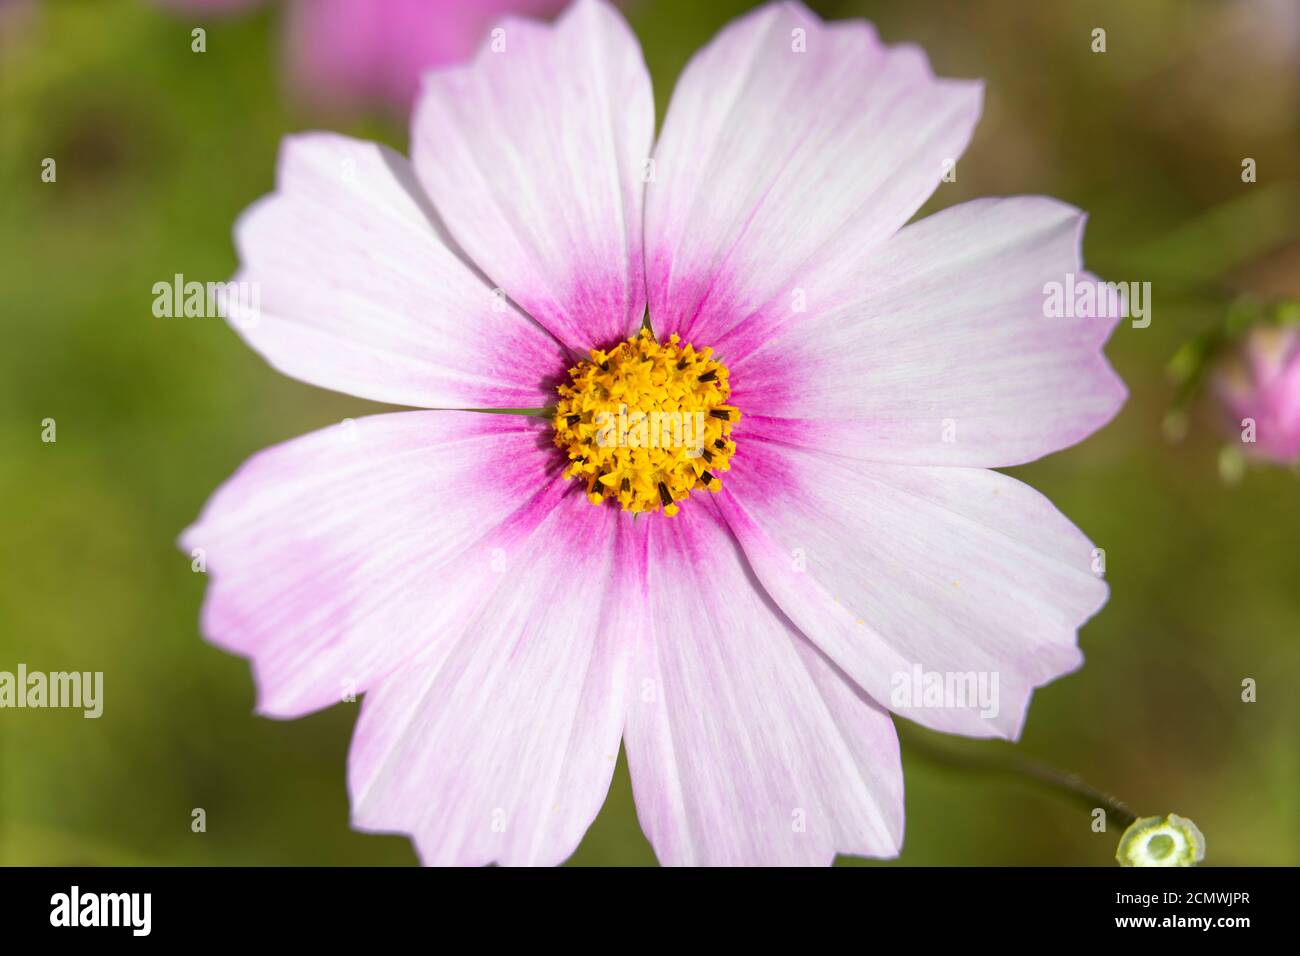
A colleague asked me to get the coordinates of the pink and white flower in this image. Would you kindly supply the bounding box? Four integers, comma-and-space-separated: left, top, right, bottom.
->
183, 0, 1126, 866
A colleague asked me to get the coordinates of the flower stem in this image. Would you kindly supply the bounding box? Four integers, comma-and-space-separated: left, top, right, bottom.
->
896, 722, 1137, 829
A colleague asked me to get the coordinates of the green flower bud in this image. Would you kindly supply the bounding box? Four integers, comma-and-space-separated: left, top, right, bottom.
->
1116, 814, 1206, 867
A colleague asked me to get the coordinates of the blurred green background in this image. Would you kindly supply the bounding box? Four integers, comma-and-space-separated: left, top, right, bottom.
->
2, 0, 1297, 866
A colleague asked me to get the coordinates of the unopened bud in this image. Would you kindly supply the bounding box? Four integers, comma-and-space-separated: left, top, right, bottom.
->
1116, 814, 1205, 867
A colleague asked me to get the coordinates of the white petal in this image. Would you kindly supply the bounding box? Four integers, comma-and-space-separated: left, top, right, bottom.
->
412, 0, 653, 352
181, 411, 566, 718
348, 498, 641, 866
729, 197, 1127, 467
232, 133, 566, 409
623, 502, 903, 866
646, 2, 981, 348
718, 439, 1106, 739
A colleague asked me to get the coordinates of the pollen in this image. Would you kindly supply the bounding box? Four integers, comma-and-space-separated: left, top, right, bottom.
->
552, 329, 739, 517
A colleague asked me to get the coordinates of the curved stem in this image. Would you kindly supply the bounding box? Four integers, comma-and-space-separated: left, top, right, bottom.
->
896, 723, 1137, 829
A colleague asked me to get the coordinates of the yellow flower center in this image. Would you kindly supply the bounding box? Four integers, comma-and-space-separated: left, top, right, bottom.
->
553, 329, 740, 517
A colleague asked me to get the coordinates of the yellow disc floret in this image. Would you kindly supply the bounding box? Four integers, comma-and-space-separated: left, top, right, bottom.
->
553, 329, 739, 517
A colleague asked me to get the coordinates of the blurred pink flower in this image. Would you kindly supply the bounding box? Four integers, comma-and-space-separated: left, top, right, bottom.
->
154, 0, 569, 114
184, 0, 1125, 865
285, 0, 569, 113
1214, 323, 1300, 464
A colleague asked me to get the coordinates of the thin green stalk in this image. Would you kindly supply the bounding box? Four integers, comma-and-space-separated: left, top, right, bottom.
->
897, 723, 1137, 829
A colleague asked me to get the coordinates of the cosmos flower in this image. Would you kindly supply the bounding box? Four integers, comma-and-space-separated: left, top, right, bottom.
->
1212, 319, 1300, 465
155, 0, 568, 114
183, 0, 1126, 865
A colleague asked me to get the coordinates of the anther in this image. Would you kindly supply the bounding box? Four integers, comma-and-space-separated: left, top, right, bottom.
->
552, 329, 739, 516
